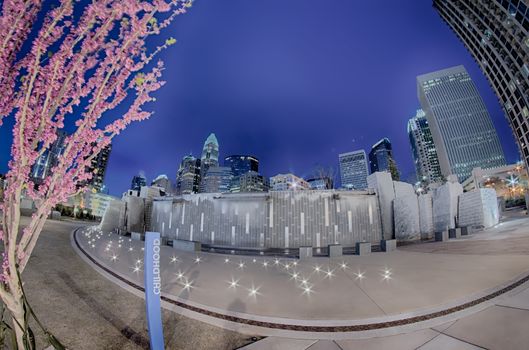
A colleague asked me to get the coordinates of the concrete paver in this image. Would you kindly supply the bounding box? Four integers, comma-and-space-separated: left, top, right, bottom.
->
23, 219, 253, 350
417, 334, 483, 350
442, 305, 529, 350
239, 337, 316, 350
336, 329, 439, 350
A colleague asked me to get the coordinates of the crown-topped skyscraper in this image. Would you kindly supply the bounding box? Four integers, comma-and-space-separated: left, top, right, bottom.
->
199, 133, 219, 191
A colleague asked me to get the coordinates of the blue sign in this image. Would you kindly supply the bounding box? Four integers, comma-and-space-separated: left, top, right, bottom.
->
144, 231, 165, 350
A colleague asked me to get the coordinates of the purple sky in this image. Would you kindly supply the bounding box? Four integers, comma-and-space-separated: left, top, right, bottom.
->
0, 0, 519, 196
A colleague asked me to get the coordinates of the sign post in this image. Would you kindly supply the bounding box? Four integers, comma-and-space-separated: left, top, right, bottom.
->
144, 231, 165, 350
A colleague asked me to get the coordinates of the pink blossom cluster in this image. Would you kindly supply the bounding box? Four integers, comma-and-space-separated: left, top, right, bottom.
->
0, 0, 191, 274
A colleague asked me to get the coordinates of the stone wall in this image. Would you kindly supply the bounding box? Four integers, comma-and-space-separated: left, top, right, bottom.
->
100, 199, 125, 232
150, 191, 383, 249
418, 193, 434, 239
432, 180, 463, 232
367, 172, 395, 240
458, 188, 499, 228
393, 181, 420, 241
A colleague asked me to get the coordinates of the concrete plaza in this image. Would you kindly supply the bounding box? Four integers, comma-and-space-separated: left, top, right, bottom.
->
74, 212, 529, 348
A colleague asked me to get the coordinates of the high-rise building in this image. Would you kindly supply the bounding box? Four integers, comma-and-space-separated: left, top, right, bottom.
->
201, 166, 233, 193
85, 144, 111, 192
433, 0, 529, 172
269, 173, 310, 191
224, 155, 259, 192
339, 150, 369, 190
417, 65, 506, 182
31, 130, 67, 185
369, 138, 399, 180
224, 155, 259, 176
407, 109, 443, 184
175, 154, 201, 195
151, 174, 172, 194
199, 133, 219, 191
130, 174, 147, 191
238, 171, 269, 192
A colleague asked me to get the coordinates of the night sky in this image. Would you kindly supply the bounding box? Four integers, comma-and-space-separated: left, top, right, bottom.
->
0, 0, 520, 196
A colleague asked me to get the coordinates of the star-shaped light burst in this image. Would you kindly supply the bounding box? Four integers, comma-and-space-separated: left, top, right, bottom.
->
292, 261, 298, 267
290, 272, 300, 281
132, 266, 141, 273
382, 268, 392, 280
339, 262, 348, 270
300, 278, 309, 287
252, 258, 257, 263
182, 279, 193, 291
194, 256, 202, 264
110, 255, 118, 262
228, 277, 240, 289
176, 270, 185, 280
170, 255, 179, 263
224, 258, 230, 264
128, 247, 134, 252
247, 285, 260, 297
324, 268, 335, 279
284, 263, 291, 270
313, 265, 322, 273
302, 285, 314, 296
262, 260, 269, 268
354, 271, 365, 280
238, 261, 245, 269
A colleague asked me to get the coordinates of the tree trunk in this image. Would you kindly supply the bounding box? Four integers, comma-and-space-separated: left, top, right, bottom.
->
6, 273, 27, 349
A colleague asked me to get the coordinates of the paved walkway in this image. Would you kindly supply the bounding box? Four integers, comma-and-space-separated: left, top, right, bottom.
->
75, 215, 529, 332
21, 218, 252, 350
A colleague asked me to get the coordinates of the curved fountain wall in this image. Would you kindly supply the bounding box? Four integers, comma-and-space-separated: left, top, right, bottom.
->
150, 190, 382, 249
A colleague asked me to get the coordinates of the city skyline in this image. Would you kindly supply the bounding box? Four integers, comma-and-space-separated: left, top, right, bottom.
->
0, 1, 521, 196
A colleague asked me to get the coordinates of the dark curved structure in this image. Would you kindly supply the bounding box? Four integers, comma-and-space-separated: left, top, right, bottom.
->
434, 0, 529, 168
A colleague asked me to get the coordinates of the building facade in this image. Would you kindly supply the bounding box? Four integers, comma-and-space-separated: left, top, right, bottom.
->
407, 109, 443, 184
85, 144, 111, 192
31, 130, 67, 185
433, 0, 529, 174
339, 150, 369, 190
369, 138, 399, 180
151, 174, 172, 194
306, 176, 334, 190
224, 155, 259, 176
238, 171, 269, 192
199, 133, 219, 191
131, 174, 147, 191
201, 166, 233, 193
418, 65, 506, 182
224, 155, 259, 192
175, 154, 201, 195
269, 173, 310, 191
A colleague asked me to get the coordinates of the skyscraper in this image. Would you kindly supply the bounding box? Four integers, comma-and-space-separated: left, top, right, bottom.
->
369, 138, 399, 180
418, 65, 506, 182
176, 154, 201, 195
31, 130, 67, 185
224, 155, 259, 191
130, 174, 147, 191
407, 109, 443, 184
433, 0, 529, 172
86, 144, 112, 192
339, 150, 369, 190
224, 155, 259, 176
199, 133, 219, 192
201, 166, 233, 193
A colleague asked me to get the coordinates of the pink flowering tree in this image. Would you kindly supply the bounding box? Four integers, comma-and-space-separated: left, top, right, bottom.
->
0, 0, 191, 347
